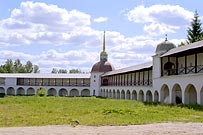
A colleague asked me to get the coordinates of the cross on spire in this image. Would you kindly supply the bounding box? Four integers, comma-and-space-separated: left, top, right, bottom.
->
165, 34, 168, 41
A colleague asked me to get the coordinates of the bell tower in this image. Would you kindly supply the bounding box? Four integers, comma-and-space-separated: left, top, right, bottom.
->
100, 31, 108, 61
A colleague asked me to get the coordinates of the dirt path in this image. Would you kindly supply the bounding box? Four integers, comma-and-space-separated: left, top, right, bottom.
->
0, 122, 203, 135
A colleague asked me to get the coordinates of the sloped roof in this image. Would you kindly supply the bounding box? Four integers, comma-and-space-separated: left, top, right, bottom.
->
0, 73, 90, 78
102, 62, 152, 76
161, 40, 203, 57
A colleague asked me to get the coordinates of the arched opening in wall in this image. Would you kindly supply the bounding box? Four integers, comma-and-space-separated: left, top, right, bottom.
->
105, 89, 108, 97
102, 79, 108, 86
27, 87, 35, 95
126, 90, 131, 100
154, 91, 159, 102
105, 89, 109, 98
132, 90, 137, 100
146, 90, 152, 102
59, 88, 68, 97
200, 87, 203, 105
172, 84, 182, 104
185, 84, 197, 104
102, 89, 104, 97
70, 89, 79, 97
164, 62, 175, 75
121, 90, 125, 99
139, 90, 144, 102
81, 89, 90, 97
102, 89, 105, 97
109, 89, 112, 98
113, 89, 116, 98
160, 84, 169, 103
7, 87, 15, 95
48, 88, 57, 96
0, 87, 5, 93
17, 87, 25, 95
100, 89, 102, 97
117, 90, 120, 99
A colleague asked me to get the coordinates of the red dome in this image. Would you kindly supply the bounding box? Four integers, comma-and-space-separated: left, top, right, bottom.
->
91, 60, 114, 73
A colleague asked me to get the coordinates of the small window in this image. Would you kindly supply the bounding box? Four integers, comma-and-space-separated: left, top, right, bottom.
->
94, 75, 96, 78
93, 90, 95, 96
94, 80, 96, 82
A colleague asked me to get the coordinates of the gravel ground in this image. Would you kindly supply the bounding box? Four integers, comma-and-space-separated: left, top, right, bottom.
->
0, 122, 203, 135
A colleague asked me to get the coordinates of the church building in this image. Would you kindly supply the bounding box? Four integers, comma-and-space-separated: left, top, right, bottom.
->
1, 32, 203, 105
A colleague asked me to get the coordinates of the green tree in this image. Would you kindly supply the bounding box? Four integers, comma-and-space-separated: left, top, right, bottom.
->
33, 65, 40, 73
51, 68, 58, 73
0, 59, 40, 73
58, 69, 67, 73
187, 10, 203, 43
4, 59, 14, 73
69, 69, 82, 74
37, 87, 46, 97
25, 61, 33, 73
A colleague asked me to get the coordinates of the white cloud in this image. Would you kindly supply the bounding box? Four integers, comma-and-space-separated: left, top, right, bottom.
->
0, 2, 187, 73
0, 1, 92, 46
93, 17, 108, 23
126, 5, 194, 36
144, 23, 179, 35
0, 49, 98, 73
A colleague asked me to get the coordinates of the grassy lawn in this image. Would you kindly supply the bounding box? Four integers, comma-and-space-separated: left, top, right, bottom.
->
0, 96, 203, 127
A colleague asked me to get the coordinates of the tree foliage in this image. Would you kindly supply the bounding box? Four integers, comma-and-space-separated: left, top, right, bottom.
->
0, 59, 40, 73
187, 10, 203, 43
51, 68, 67, 74
69, 69, 82, 74
51, 68, 83, 74
37, 87, 46, 97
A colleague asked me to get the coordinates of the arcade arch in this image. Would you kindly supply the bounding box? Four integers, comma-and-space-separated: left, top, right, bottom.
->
172, 84, 182, 104
116, 90, 120, 99
154, 91, 159, 102
201, 87, 203, 105
112, 89, 116, 98
138, 90, 144, 102
17, 87, 25, 95
126, 90, 131, 100
59, 88, 68, 96
109, 90, 112, 98
160, 84, 169, 103
70, 89, 79, 96
7, 87, 15, 95
121, 90, 125, 99
132, 90, 137, 100
48, 88, 57, 96
146, 90, 152, 102
185, 84, 197, 104
27, 87, 35, 95
81, 89, 90, 96
0, 87, 5, 93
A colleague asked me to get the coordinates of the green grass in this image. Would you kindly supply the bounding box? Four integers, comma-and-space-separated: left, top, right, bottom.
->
0, 96, 203, 127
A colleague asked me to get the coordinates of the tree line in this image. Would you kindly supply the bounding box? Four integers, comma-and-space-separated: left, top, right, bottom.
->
0, 59, 39, 73
51, 68, 84, 74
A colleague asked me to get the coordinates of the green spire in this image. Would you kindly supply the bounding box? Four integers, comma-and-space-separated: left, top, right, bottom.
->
100, 31, 108, 61
103, 31, 106, 53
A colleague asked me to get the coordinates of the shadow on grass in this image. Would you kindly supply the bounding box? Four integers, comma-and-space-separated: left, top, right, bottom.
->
144, 101, 203, 111
95, 96, 107, 99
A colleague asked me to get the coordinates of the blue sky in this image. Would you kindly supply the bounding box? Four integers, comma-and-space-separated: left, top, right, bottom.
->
0, 0, 203, 73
